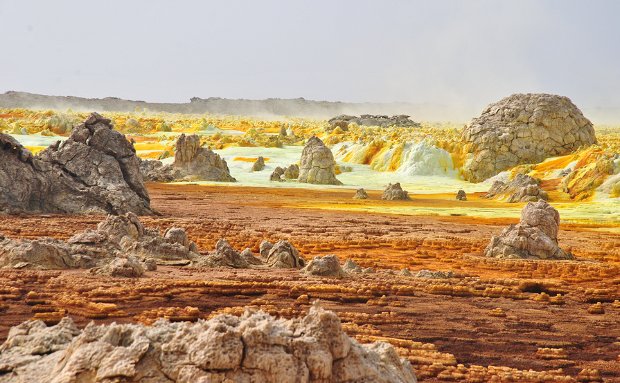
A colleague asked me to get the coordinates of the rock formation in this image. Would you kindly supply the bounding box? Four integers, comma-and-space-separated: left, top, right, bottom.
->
415, 270, 454, 279
343, 259, 363, 273
302, 255, 345, 277
252, 156, 265, 171
354, 188, 369, 199
199, 239, 253, 268
139, 158, 176, 182
485, 174, 548, 202
456, 190, 467, 201
382, 183, 411, 200
328, 114, 420, 129
173, 134, 236, 182
0, 113, 153, 215
462, 93, 597, 182
283, 163, 300, 179
0, 213, 200, 272
298, 136, 342, 185
0, 304, 417, 383
485, 200, 573, 259
264, 240, 306, 268
199, 239, 306, 269
270, 166, 285, 182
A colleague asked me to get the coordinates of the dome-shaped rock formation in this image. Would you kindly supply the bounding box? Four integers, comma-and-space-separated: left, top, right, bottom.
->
462, 93, 596, 182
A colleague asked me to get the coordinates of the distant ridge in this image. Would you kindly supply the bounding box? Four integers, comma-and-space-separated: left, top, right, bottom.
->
0, 91, 420, 119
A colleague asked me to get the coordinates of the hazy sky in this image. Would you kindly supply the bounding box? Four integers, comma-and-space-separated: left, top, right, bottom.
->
1, 0, 619, 117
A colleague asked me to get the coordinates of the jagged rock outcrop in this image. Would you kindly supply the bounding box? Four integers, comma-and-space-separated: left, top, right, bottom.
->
462, 94, 597, 182
0, 113, 153, 215
456, 190, 467, 201
264, 240, 306, 268
298, 137, 342, 185
0, 213, 200, 272
139, 158, 176, 182
270, 166, 285, 182
198, 239, 252, 268
354, 188, 369, 199
252, 156, 266, 171
328, 114, 420, 129
302, 255, 345, 277
0, 304, 417, 383
485, 200, 573, 259
382, 183, 411, 200
485, 174, 548, 203
173, 134, 236, 182
198, 239, 305, 269
283, 164, 300, 179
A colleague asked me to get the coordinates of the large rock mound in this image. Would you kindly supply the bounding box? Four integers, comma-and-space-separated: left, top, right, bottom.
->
485, 200, 573, 259
485, 174, 548, 203
462, 94, 596, 182
173, 134, 236, 182
0, 213, 200, 272
298, 136, 342, 185
0, 113, 153, 215
0, 304, 416, 383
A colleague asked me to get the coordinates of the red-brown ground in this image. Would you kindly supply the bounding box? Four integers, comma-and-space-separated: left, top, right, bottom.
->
0, 183, 619, 382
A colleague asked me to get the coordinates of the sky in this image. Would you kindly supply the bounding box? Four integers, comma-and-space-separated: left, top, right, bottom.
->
1, 0, 619, 120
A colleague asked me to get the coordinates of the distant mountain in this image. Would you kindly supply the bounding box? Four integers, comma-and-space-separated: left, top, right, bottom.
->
0, 91, 427, 120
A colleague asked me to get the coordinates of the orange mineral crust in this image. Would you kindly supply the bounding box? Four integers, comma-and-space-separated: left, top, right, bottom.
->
0, 183, 619, 382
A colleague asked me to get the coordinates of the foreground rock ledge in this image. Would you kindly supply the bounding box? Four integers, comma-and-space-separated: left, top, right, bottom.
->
0, 304, 417, 383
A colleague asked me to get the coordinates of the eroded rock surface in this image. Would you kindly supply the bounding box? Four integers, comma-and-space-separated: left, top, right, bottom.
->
462, 93, 596, 182
328, 114, 420, 129
302, 255, 345, 277
173, 134, 236, 182
485, 200, 573, 259
485, 174, 548, 203
252, 156, 265, 172
283, 164, 300, 179
456, 190, 467, 201
0, 213, 200, 272
0, 113, 152, 215
0, 304, 416, 383
139, 159, 176, 182
382, 183, 411, 201
298, 136, 342, 185
354, 188, 369, 199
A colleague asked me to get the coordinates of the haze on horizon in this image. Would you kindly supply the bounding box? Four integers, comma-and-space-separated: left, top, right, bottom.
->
1, 0, 619, 122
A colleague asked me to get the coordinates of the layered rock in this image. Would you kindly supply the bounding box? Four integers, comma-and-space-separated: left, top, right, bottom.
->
173, 134, 236, 182
0, 304, 417, 383
462, 94, 597, 182
0, 213, 200, 272
0, 112, 153, 215
485, 174, 548, 203
328, 114, 420, 129
382, 183, 411, 201
139, 158, 176, 182
298, 136, 342, 185
485, 200, 573, 259
302, 255, 345, 277
354, 188, 369, 199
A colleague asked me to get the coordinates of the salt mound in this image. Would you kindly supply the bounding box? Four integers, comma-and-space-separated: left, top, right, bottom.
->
485, 200, 573, 259
462, 93, 596, 182
398, 141, 455, 177
0, 305, 417, 383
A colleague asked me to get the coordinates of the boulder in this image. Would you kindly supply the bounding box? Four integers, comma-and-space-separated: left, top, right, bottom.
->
0, 112, 153, 215
302, 255, 345, 277
173, 134, 236, 182
382, 183, 411, 201
264, 240, 306, 268
485, 174, 548, 202
252, 156, 265, 172
283, 164, 300, 179
462, 93, 597, 182
485, 200, 573, 259
456, 190, 467, 201
298, 136, 342, 185
270, 166, 285, 182
0, 305, 417, 383
354, 188, 369, 199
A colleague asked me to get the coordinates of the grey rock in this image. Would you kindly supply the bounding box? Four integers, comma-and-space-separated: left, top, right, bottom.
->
415, 270, 454, 279
252, 156, 266, 172
270, 166, 285, 182
298, 136, 342, 185
173, 134, 236, 182
302, 255, 345, 277
328, 114, 420, 129
382, 183, 411, 201
456, 190, 467, 201
462, 93, 597, 182
0, 112, 153, 215
343, 259, 363, 273
485, 200, 573, 259
354, 188, 369, 199
283, 164, 300, 179
485, 174, 548, 203
139, 158, 176, 182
